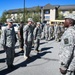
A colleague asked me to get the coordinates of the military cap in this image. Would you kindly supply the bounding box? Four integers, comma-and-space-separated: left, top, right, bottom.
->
6, 18, 13, 22
37, 22, 40, 25
28, 18, 33, 22
65, 14, 75, 20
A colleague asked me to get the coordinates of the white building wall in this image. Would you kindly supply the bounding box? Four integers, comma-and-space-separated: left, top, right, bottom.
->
43, 9, 56, 23
60, 10, 75, 16
72, 11, 75, 14
44, 14, 50, 20
50, 9, 56, 20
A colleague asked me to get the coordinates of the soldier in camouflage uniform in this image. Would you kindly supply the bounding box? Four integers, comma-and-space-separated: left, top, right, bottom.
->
59, 14, 75, 75
55, 23, 61, 42
49, 24, 54, 40
43, 22, 49, 41
18, 21, 24, 53
60, 23, 65, 38
23, 18, 33, 60
0, 19, 17, 69
54, 23, 58, 41
33, 22, 42, 53
41, 24, 45, 39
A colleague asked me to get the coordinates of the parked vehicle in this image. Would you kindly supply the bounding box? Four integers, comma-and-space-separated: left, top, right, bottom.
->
13, 23, 20, 33
1, 24, 7, 30
50, 20, 65, 26
1, 23, 20, 34
0, 23, 2, 29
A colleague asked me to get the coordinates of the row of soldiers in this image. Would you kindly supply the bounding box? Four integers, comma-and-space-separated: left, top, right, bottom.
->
1, 13, 75, 75
0, 18, 42, 69
0, 17, 65, 70
42, 22, 65, 42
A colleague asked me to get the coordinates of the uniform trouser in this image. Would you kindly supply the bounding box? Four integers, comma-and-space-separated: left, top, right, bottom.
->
41, 32, 45, 39
55, 33, 60, 41
5, 46, 15, 66
34, 39, 40, 50
19, 38, 24, 49
48, 33, 51, 40
45, 33, 48, 40
49, 33, 53, 40
55, 34, 58, 40
24, 41, 32, 57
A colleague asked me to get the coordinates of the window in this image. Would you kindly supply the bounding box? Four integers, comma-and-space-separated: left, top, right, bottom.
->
44, 9, 50, 14
45, 16, 50, 20
62, 10, 66, 13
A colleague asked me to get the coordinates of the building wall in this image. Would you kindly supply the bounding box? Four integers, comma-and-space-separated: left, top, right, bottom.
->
50, 9, 56, 20
43, 9, 56, 23
6, 7, 75, 23
59, 10, 75, 17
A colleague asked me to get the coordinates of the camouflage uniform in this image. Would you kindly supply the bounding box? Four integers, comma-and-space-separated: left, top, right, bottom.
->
1, 25, 17, 68
59, 26, 75, 75
18, 22, 24, 51
33, 22, 42, 52
59, 27, 75, 74
55, 25, 61, 41
23, 24, 33, 58
60, 24, 65, 38
49, 25, 54, 40
43, 24, 49, 41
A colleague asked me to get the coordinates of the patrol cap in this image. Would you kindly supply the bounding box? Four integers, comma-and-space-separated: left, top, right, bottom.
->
37, 22, 40, 25
28, 18, 33, 22
65, 14, 75, 20
6, 18, 13, 22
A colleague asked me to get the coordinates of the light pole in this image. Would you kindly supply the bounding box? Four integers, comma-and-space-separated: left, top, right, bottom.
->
24, 0, 25, 22
41, 6, 43, 23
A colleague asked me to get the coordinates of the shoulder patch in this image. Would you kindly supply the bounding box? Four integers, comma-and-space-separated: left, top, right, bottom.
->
64, 38, 69, 44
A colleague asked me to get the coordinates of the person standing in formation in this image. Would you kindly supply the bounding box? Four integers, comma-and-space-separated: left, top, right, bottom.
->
23, 18, 33, 60
59, 14, 75, 75
18, 21, 24, 54
33, 22, 42, 53
0, 19, 17, 69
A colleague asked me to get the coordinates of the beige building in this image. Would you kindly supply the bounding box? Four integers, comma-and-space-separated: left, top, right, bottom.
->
6, 4, 75, 23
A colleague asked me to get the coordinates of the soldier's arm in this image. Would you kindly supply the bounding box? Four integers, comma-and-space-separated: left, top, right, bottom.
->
23, 25, 28, 43
18, 26, 21, 38
33, 27, 37, 40
60, 34, 74, 67
0, 29, 6, 46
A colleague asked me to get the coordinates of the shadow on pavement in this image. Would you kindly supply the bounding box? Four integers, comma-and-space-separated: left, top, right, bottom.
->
15, 45, 19, 49
41, 47, 53, 51
0, 51, 51, 75
0, 50, 5, 54
15, 50, 24, 57
40, 42, 47, 45
0, 58, 6, 63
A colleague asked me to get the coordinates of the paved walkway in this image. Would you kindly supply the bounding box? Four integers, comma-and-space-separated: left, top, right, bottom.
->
0, 40, 61, 75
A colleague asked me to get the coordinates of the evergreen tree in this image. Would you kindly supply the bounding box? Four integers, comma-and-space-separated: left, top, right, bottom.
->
1, 11, 7, 23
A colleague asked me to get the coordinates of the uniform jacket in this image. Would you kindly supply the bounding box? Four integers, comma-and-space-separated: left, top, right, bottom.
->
59, 26, 75, 71
33, 26, 42, 39
0, 26, 17, 47
23, 24, 33, 43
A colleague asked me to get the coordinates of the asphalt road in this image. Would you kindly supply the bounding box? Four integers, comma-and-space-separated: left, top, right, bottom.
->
0, 39, 61, 75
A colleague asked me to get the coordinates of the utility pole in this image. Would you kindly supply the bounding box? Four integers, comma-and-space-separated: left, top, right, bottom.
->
24, 0, 25, 22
